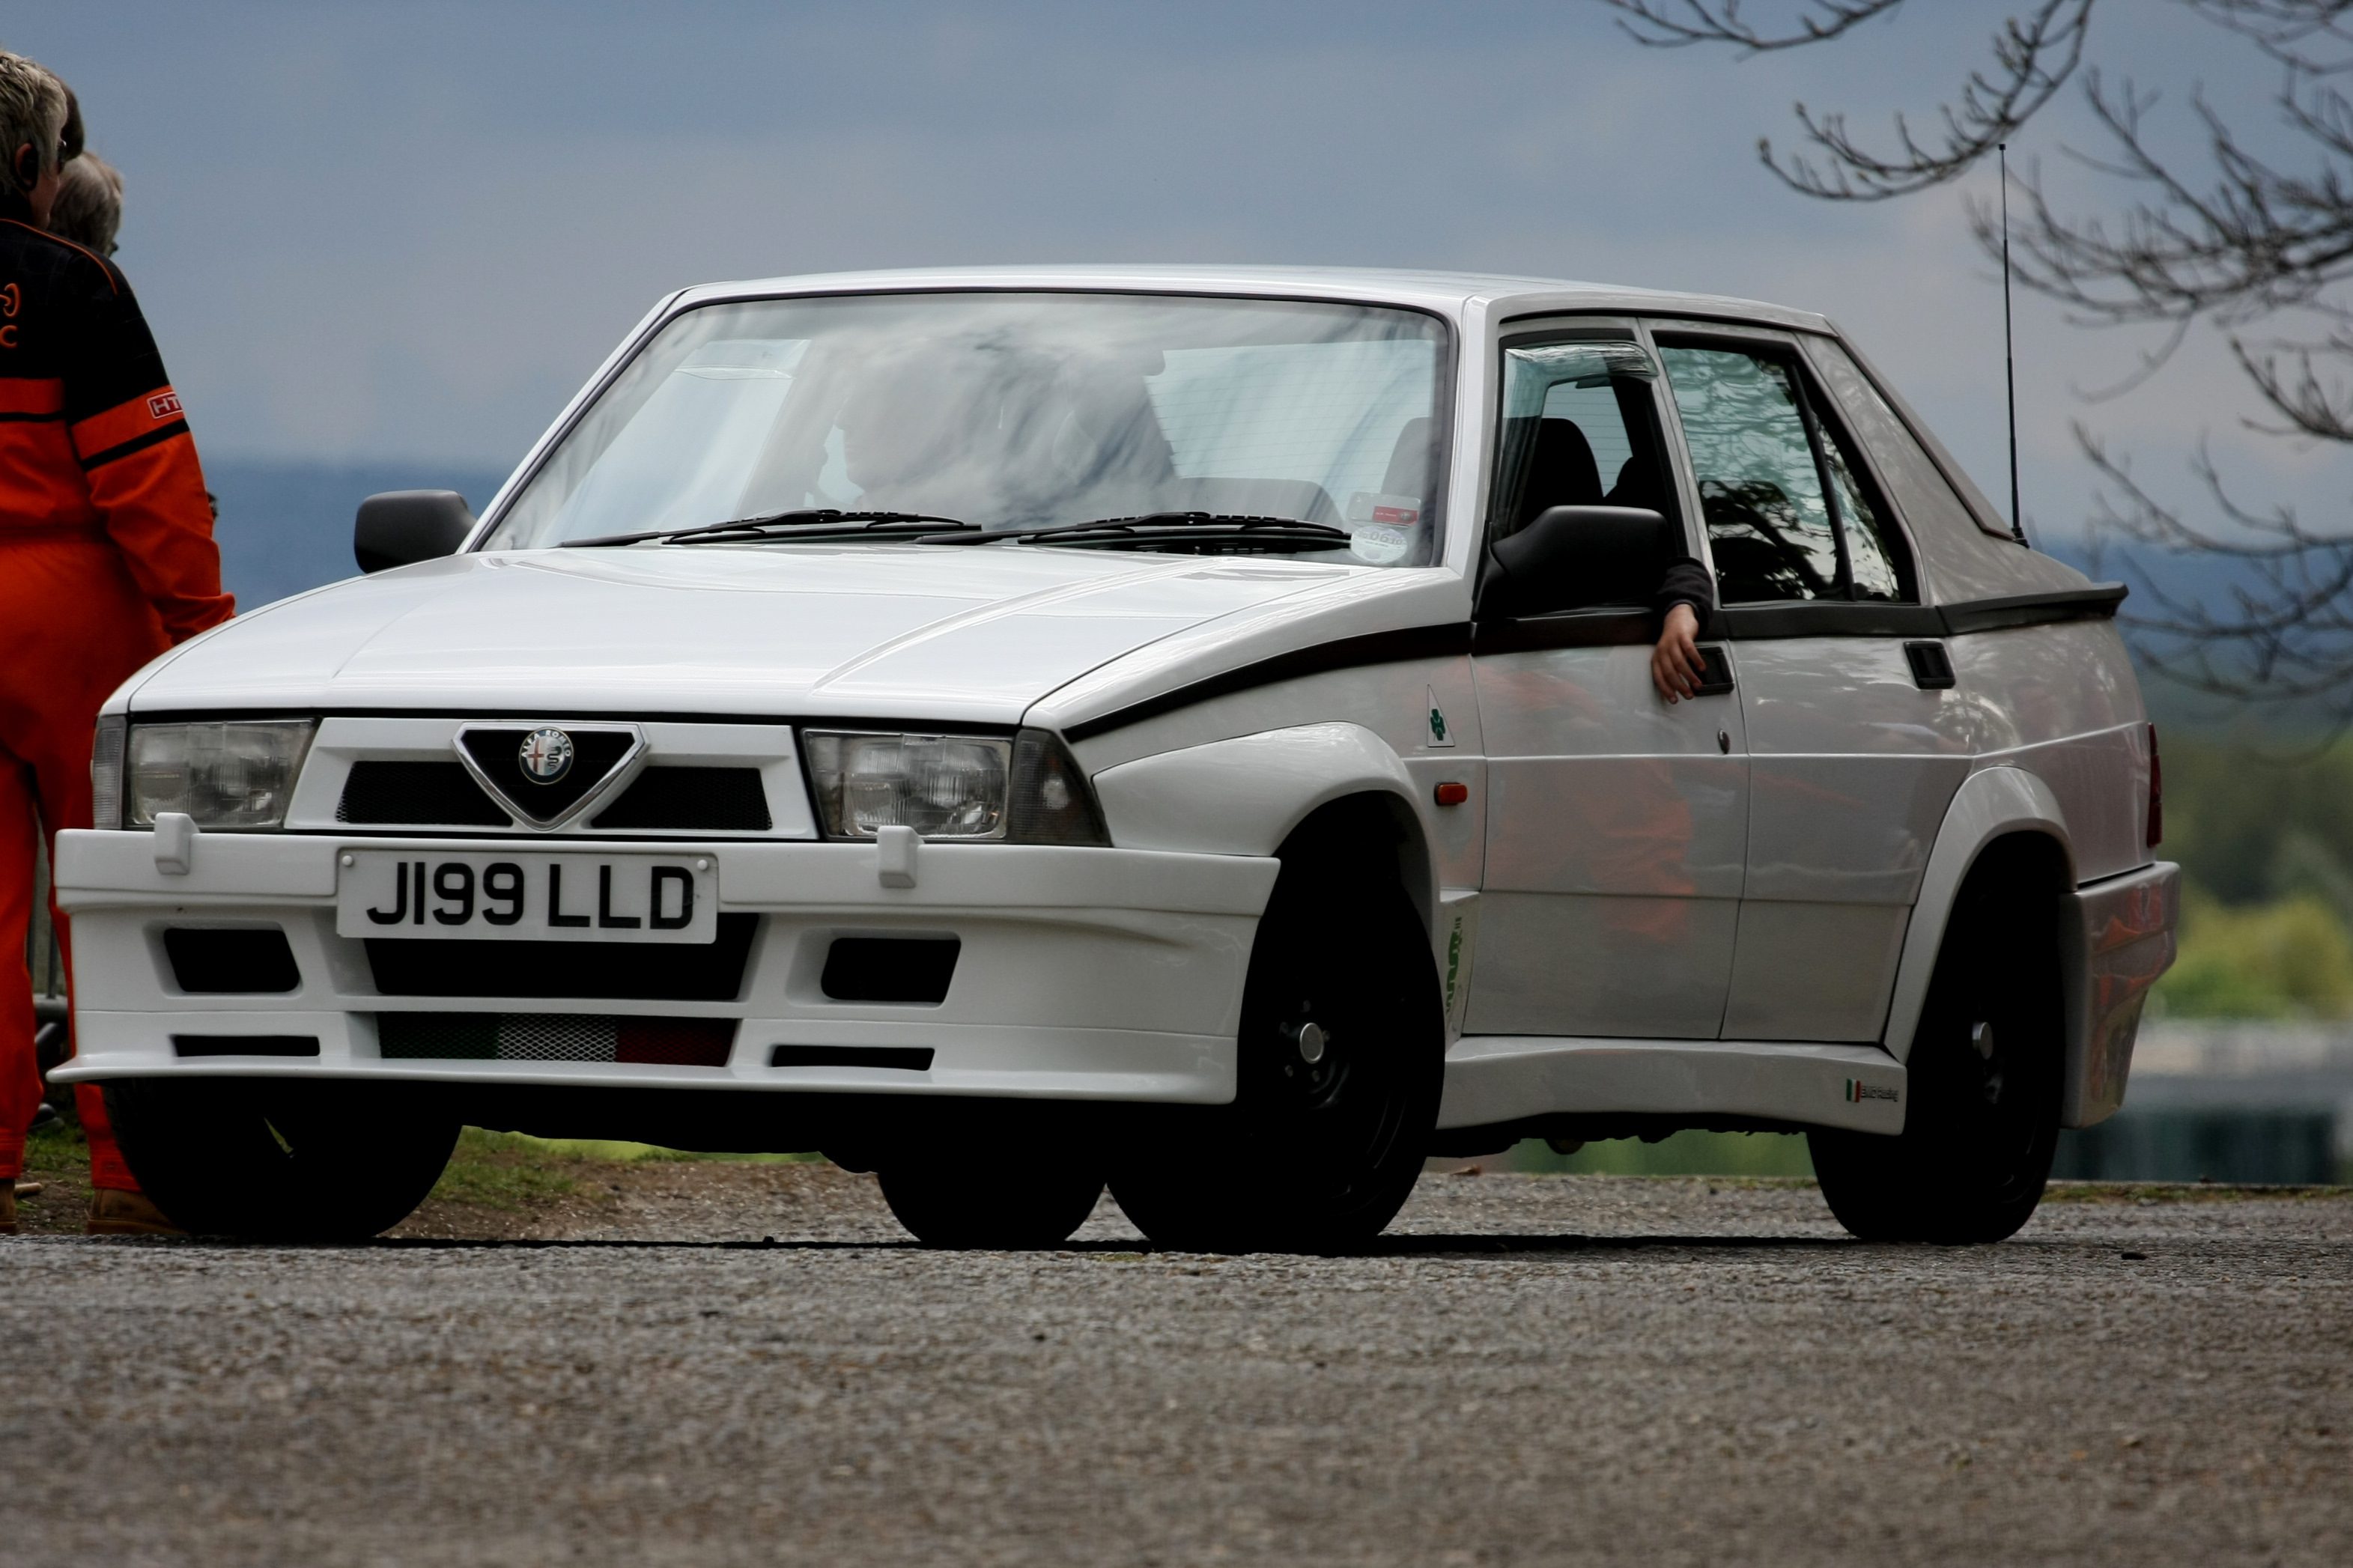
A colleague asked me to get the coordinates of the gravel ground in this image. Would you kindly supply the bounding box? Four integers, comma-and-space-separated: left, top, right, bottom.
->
4, 1167, 2349, 1566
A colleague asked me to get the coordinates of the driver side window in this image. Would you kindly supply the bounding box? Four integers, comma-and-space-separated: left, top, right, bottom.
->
1657, 340, 1913, 604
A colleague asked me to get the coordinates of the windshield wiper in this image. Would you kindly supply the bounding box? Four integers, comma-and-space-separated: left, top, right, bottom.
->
931, 511, 1354, 552
561, 509, 976, 548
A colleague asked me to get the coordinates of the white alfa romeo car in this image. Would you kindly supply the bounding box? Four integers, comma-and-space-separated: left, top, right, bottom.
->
54, 267, 2179, 1248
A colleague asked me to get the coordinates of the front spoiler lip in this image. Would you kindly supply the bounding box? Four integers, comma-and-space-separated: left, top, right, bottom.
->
48, 1022, 1234, 1102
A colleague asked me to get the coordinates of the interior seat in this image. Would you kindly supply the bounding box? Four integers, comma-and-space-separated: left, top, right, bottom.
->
1603, 455, 1666, 515
1508, 417, 1603, 529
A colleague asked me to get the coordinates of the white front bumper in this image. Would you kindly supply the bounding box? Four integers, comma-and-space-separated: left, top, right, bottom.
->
50, 829, 1278, 1104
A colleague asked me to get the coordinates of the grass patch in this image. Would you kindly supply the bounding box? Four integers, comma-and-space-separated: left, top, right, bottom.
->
425, 1129, 820, 1213
427, 1129, 586, 1212
22, 1121, 87, 1181
2040, 1180, 2353, 1204
1508, 1130, 1818, 1178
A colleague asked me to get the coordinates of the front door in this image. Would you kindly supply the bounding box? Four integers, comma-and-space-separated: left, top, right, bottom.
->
1468, 329, 1748, 1039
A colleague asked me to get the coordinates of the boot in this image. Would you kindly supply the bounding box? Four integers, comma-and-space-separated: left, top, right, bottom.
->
86, 1188, 183, 1237
0, 1184, 16, 1236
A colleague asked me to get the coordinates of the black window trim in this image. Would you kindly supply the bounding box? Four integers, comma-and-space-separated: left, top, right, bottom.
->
1650, 325, 1923, 615
1476, 320, 1692, 624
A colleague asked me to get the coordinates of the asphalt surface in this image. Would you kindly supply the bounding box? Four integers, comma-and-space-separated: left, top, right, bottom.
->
6, 1169, 2349, 1566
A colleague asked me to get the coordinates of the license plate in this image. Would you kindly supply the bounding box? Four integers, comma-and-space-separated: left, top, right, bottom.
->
335, 851, 717, 943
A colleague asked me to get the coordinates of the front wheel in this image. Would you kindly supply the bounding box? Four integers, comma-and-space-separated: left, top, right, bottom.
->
104, 1078, 461, 1242
1809, 863, 2063, 1244
1110, 847, 1442, 1253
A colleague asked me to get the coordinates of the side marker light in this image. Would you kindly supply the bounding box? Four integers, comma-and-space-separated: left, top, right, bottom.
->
1433, 782, 1469, 807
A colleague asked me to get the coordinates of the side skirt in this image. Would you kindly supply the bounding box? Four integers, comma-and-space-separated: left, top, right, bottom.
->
1437, 1036, 1907, 1136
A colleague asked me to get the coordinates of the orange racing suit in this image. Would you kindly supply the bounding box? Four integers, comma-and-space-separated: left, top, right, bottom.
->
0, 207, 231, 1190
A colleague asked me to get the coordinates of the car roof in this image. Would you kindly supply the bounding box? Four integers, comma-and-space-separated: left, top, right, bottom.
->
667, 264, 1837, 336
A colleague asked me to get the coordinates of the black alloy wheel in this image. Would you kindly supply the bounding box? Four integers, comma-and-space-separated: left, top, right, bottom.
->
1109, 845, 1442, 1252
104, 1078, 461, 1242
1809, 867, 2063, 1244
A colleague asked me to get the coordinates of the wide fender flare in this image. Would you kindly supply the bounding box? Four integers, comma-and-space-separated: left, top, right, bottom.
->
1883, 765, 2075, 1064
1090, 721, 1438, 933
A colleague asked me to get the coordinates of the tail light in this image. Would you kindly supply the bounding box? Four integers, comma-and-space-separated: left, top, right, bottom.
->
2146, 723, 2164, 848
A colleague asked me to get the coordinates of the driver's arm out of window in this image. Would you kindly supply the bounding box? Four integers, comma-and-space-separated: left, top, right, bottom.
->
1651, 556, 1714, 703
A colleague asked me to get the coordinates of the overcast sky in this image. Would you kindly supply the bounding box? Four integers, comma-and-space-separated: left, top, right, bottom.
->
10, 3, 2330, 544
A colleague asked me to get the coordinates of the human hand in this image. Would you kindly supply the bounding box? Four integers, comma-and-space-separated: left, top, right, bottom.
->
1651, 603, 1704, 703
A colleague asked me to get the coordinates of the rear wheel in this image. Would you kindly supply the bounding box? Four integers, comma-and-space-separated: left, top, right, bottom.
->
1110, 839, 1442, 1253
878, 1155, 1105, 1248
104, 1078, 461, 1242
1809, 860, 2063, 1244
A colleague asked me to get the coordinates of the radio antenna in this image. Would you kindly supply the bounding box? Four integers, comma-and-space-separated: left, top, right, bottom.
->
2000, 142, 2026, 545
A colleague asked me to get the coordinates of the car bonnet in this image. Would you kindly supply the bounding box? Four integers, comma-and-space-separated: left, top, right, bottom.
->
121, 545, 1379, 726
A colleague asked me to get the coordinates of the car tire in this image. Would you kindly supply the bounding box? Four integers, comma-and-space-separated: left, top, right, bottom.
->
103, 1078, 461, 1242
878, 1157, 1105, 1248
1109, 841, 1443, 1253
1808, 862, 2064, 1244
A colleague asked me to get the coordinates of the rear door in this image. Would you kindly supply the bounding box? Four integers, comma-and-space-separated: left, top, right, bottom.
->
1651, 328, 1967, 1042
1468, 324, 1748, 1039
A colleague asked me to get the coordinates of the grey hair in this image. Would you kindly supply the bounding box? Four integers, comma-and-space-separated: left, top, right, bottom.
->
49, 151, 121, 254
0, 51, 67, 192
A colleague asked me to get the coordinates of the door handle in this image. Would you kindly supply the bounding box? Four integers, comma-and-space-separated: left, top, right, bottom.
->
1692, 645, 1735, 696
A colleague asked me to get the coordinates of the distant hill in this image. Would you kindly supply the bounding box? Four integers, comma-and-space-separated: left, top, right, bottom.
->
207, 458, 511, 610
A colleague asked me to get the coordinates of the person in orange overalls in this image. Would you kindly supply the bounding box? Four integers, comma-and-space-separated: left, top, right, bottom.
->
0, 52, 231, 1235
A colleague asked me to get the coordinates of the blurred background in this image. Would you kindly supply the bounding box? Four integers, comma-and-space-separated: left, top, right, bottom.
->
14, 3, 2351, 1180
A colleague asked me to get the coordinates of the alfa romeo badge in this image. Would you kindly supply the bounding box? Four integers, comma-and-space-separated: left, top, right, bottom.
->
517, 727, 574, 784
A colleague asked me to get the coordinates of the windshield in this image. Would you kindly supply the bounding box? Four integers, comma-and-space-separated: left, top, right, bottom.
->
483, 291, 1449, 566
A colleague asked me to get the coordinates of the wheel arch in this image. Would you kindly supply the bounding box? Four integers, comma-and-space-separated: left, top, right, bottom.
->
1090, 721, 1439, 938
1883, 766, 2076, 1065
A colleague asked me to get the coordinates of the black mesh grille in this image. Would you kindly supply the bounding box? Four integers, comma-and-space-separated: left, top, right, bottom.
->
338, 760, 769, 831
338, 762, 507, 827
592, 768, 771, 831
377, 1012, 736, 1066
365, 914, 758, 1001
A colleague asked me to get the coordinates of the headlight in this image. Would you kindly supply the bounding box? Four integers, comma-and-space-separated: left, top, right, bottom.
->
126, 720, 316, 830
805, 732, 1011, 839
803, 727, 1108, 845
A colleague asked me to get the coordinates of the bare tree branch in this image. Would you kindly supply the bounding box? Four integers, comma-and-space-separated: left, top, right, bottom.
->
1615, 0, 2353, 717
1607, 0, 2092, 198
1769, 0, 2094, 199
2183, 1, 2353, 74
1969, 69, 2353, 328
2232, 329, 2353, 439
1598, 0, 1905, 51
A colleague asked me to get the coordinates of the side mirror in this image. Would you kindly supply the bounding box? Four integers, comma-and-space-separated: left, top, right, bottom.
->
1484, 505, 1674, 619
355, 490, 476, 574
